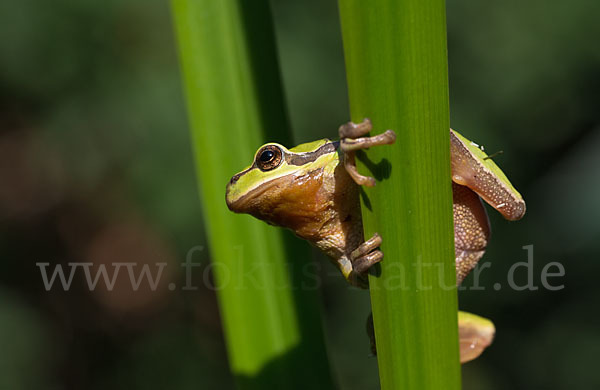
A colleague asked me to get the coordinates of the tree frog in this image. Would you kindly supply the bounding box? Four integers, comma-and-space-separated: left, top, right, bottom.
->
225, 119, 525, 362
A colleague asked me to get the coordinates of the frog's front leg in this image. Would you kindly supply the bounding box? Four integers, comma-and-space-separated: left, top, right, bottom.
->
350, 233, 383, 274
339, 255, 369, 289
337, 233, 384, 289
339, 118, 396, 187
338, 119, 396, 285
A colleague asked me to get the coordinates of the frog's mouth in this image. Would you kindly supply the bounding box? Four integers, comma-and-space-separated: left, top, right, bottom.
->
226, 167, 325, 217
225, 177, 283, 213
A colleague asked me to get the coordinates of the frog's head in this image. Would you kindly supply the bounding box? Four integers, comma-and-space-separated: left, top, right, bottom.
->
226, 139, 339, 228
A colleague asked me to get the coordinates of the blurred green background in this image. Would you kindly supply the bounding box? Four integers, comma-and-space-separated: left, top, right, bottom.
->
1, 0, 599, 389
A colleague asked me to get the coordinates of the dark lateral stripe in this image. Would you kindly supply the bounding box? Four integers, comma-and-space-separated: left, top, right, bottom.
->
229, 164, 256, 186
285, 141, 339, 166
229, 141, 339, 185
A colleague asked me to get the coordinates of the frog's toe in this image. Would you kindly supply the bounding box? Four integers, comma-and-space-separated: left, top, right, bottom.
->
340, 130, 396, 153
353, 249, 383, 274
338, 118, 373, 138
344, 152, 377, 187
351, 233, 384, 274
351, 233, 383, 260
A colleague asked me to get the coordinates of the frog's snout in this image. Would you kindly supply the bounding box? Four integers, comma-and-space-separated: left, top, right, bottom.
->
225, 179, 235, 211
228, 174, 240, 187
225, 175, 247, 213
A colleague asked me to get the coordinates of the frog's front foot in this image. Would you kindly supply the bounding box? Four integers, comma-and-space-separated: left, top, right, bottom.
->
351, 233, 384, 274
341, 233, 384, 289
339, 118, 396, 187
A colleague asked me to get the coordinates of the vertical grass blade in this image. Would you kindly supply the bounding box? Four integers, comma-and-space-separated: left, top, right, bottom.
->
171, 1, 334, 388
338, 0, 461, 389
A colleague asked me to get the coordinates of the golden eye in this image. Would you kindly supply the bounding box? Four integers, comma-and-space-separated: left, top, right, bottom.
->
255, 145, 283, 171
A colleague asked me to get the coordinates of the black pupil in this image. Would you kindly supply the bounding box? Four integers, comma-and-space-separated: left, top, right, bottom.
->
260, 150, 275, 162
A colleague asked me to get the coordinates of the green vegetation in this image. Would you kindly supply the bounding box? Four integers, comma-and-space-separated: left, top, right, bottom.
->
0, 0, 598, 389
338, 0, 461, 388
171, 1, 334, 388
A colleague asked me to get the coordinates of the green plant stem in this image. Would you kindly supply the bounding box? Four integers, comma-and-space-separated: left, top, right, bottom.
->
171, 1, 334, 388
339, 0, 461, 389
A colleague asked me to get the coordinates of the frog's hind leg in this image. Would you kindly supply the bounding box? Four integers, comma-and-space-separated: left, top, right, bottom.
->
456, 248, 486, 284
453, 182, 491, 284
339, 119, 396, 187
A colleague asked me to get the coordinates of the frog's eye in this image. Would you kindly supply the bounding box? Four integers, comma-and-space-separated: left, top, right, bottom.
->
256, 145, 283, 171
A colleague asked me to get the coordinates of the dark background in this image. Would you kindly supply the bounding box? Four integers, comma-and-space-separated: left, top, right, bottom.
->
1, 0, 599, 388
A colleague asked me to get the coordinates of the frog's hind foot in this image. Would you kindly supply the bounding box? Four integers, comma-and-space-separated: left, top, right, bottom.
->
338, 118, 396, 187
351, 233, 384, 274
